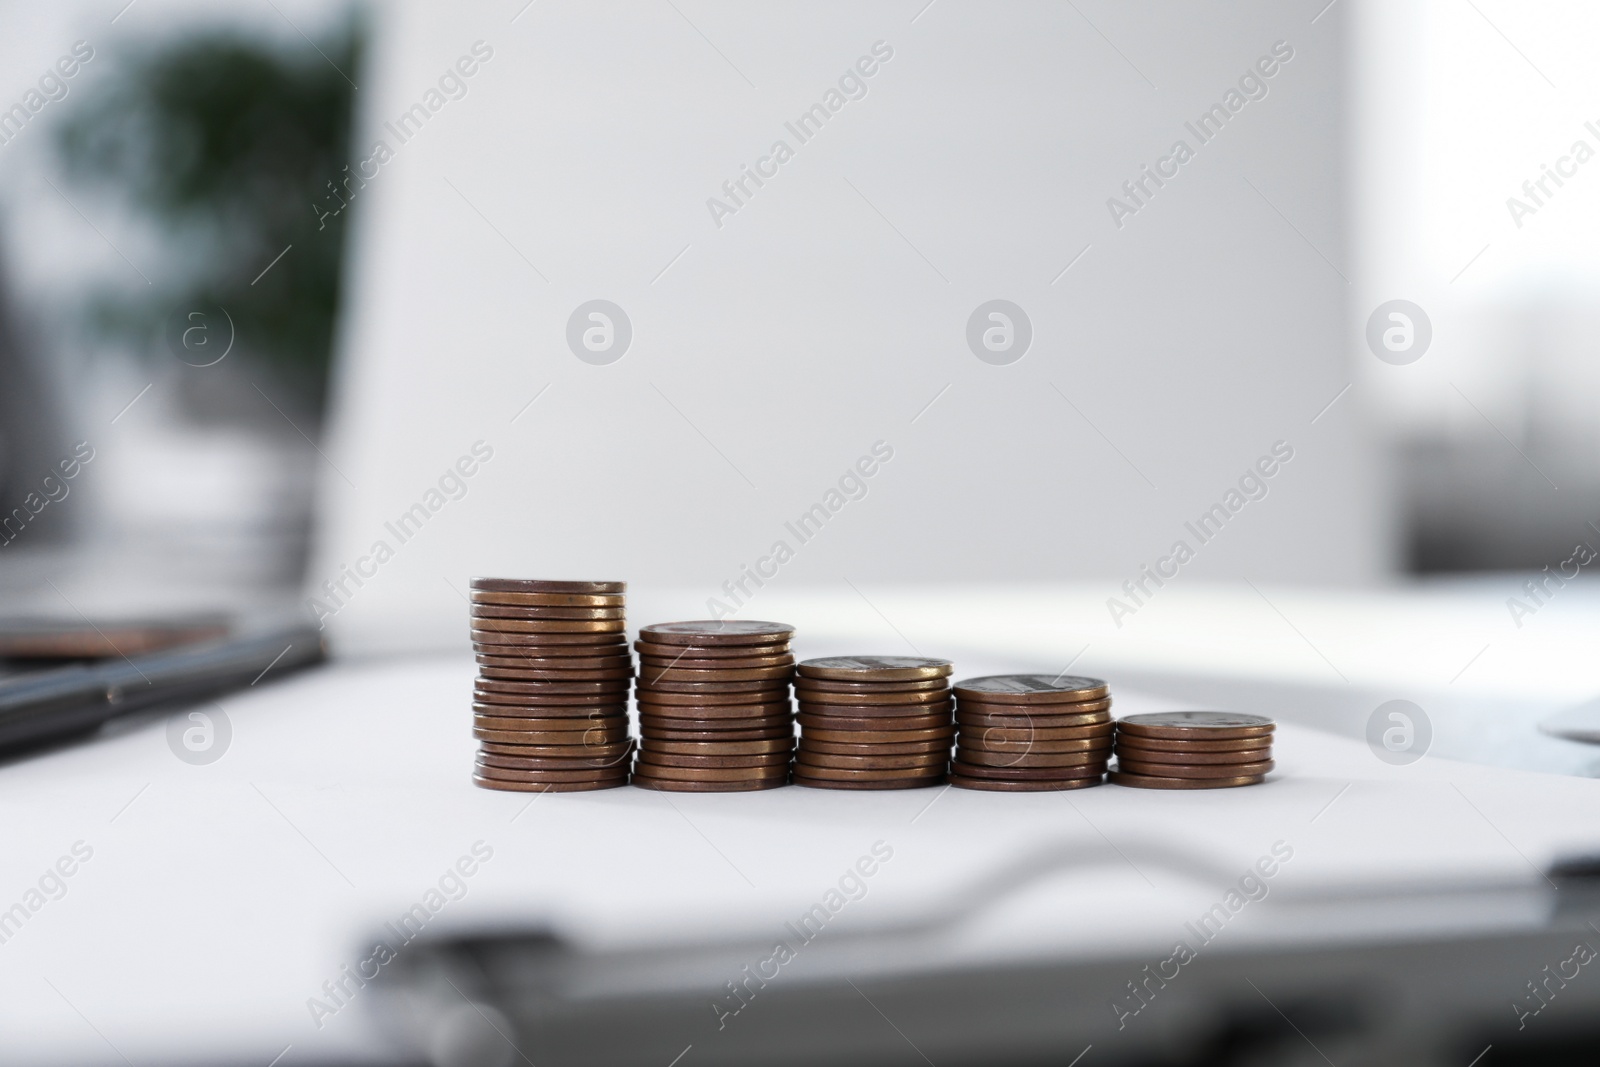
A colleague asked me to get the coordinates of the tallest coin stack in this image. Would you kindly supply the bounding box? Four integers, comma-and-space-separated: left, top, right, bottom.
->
469, 578, 633, 792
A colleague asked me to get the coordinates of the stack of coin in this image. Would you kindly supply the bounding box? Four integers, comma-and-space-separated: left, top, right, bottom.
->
631, 621, 796, 792
792, 657, 954, 790
469, 578, 632, 792
1111, 712, 1275, 789
948, 675, 1113, 791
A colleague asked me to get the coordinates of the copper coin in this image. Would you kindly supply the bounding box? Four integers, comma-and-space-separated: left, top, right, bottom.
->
799, 701, 954, 721
477, 667, 635, 682
473, 712, 626, 730
637, 666, 794, 684
473, 631, 628, 646
800, 738, 951, 756
1114, 745, 1272, 766
648, 738, 794, 756
637, 713, 792, 731
474, 728, 628, 746
955, 710, 1111, 730
797, 712, 951, 733
790, 772, 942, 790
963, 723, 1115, 743
473, 694, 629, 711
1115, 712, 1275, 741
796, 688, 951, 706
471, 578, 625, 594
631, 775, 787, 793
796, 656, 953, 682
803, 725, 954, 744
471, 618, 626, 634
479, 740, 633, 758
953, 674, 1109, 704
473, 713, 626, 732
634, 702, 790, 720
636, 677, 788, 694
1111, 734, 1272, 753
636, 751, 791, 769
473, 701, 626, 719
1116, 758, 1275, 779
635, 640, 790, 659
950, 774, 1102, 792
477, 678, 631, 695
471, 591, 624, 607
476, 651, 633, 668
795, 751, 948, 771
1108, 771, 1266, 789
959, 735, 1114, 754
471, 605, 627, 620
639, 621, 796, 646
950, 760, 1103, 780
639, 724, 792, 742
638, 654, 795, 671
479, 750, 632, 771
630, 762, 789, 782
795, 677, 948, 694
791, 761, 945, 780
956, 696, 1111, 714
473, 763, 630, 783
474, 774, 627, 793
956, 747, 1110, 768
636, 688, 790, 706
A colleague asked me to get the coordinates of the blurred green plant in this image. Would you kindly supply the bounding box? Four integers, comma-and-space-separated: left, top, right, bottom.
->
57, 24, 362, 418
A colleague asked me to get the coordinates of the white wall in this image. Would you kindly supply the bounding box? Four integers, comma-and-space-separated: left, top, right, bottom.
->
313, 0, 1388, 653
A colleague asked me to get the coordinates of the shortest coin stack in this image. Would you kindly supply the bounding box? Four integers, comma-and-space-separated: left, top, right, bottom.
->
631, 620, 797, 792
1110, 712, 1276, 789
469, 578, 633, 792
949, 675, 1113, 791
792, 657, 954, 790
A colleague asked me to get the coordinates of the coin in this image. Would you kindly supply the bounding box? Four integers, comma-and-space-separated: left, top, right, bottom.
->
473, 692, 630, 709
473, 702, 627, 719
473, 712, 626, 730
639, 654, 795, 671
798, 700, 954, 718
630, 762, 789, 782
634, 701, 790, 720
636, 751, 791, 769
474, 774, 627, 792
795, 676, 949, 694
955, 748, 1110, 768
1113, 746, 1271, 766
637, 666, 794, 684
795, 656, 954, 682
791, 762, 945, 781
950, 760, 1104, 780
477, 651, 634, 667
473, 763, 630, 783
800, 738, 951, 756
471, 618, 626, 634
955, 709, 1111, 729
639, 621, 796, 646
473, 713, 626, 733
966, 723, 1115, 744
1114, 712, 1275, 740
791, 773, 942, 790
474, 725, 627, 743
953, 675, 1109, 703
478, 666, 635, 682
472, 591, 625, 607
638, 714, 792, 731
1111, 734, 1270, 753
956, 696, 1111, 714
802, 725, 955, 744
794, 752, 948, 771
471, 605, 627, 620
635, 640, 791, 659
650, 738, 794, 756
796, 712, 951, 733
1116, 758, 1275, 779
960, 735, 1114, 754
949, 774, 1102, 792
631, 775, 787, 792
639, 724, 793, 742
1108, 771, 1266, 789
476, 678, 632, 694
471, 578, 625, 594
479, 750, 632, 771
796, 688, 951, 706
473, 631, 629, 646
636, 688, 790, 706
480, 740, 633, 758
